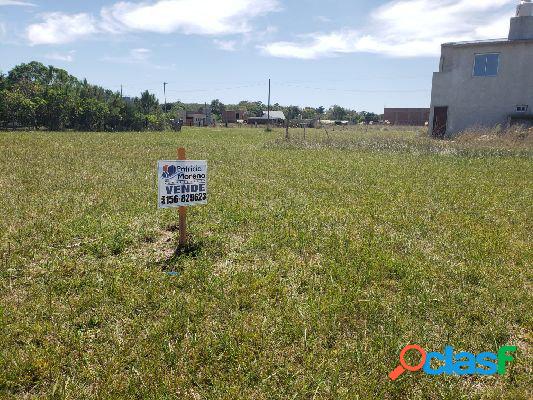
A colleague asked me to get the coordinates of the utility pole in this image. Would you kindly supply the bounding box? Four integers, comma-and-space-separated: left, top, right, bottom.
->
163, 82, 168, 113
267, 78, 271, 130
120, 85, 123, 98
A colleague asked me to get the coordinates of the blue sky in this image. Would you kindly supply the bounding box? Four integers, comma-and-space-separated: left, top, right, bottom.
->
0, 0, 518, 112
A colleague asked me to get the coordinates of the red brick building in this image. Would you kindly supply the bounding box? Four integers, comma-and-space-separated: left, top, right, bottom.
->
223, 110, 246, 123
384, 108, 430, 126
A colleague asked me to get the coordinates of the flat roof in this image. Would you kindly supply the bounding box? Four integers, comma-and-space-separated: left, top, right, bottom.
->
443, 38, 533, 47
384, 108, 430, 111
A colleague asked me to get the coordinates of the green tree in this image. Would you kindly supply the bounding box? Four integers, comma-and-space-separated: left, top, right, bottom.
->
74, 98, 110, 131
105, 94, 125, 131
145, 112, 168, 131
329, 105, 347, 121
346, 110, 362, 124
0, 89, 8, 127
238, 101, 265, 117
2, 90, 36, 128
284, 105, 301, 120
122, 102, 146, 131
137, 90, 159, 114
315, 106, 325, 121
302, 107, 317, 120
7, 61, 49, 85
43, 87, 74, 130
210, 99, 225, 120
359, 111, 380, 123
0, 71, 5, 91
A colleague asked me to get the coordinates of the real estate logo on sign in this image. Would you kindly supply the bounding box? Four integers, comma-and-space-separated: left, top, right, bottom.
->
158, 160, 208, 208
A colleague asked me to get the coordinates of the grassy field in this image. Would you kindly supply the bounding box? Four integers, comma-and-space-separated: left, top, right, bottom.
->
0, 127, 531, 399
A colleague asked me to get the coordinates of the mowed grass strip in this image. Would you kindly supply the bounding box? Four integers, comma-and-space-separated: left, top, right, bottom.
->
0, 127, 531, 399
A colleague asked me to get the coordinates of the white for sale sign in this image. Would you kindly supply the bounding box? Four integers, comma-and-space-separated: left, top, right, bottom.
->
158, 160, 208, 208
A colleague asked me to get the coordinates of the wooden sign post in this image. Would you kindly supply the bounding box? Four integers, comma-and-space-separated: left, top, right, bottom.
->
158, 149, 208, 250
177, 147, 187, 247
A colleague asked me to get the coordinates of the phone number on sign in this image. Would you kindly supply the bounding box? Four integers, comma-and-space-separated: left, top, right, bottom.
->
161, 193, 207, 205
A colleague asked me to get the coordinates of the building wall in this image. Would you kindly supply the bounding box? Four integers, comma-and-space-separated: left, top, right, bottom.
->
429, 40, 533, 137
384, 108, 430, 126
224, 110, 246, 123
509, 16, 533, 40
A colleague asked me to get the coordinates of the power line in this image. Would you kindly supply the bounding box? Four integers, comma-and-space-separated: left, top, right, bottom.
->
165, 82, 266, 94
278, 83, 430, 93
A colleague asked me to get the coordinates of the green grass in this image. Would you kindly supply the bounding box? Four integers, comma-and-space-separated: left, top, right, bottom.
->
0, 127, 531, 399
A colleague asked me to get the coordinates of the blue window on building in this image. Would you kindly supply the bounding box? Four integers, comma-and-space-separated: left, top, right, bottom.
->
473, 53, 500, 77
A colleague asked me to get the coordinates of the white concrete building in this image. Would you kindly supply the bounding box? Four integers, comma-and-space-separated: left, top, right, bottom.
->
429, 1, 533, 138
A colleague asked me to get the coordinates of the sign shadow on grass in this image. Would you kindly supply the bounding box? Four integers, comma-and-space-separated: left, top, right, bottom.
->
147, 239, 205, 277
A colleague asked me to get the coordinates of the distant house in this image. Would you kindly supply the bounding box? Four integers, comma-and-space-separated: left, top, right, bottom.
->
429, 0, 533, 137
186, 113, 208, 127
384, 108, 430, 126
223, 110, 246, 123
247, 111, 286, 125
178, 106, 213, 127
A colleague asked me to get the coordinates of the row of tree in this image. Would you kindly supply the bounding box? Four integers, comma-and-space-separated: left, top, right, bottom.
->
0, 62, 170, 131
210, 100, 380, 124
0, 62, 380, 131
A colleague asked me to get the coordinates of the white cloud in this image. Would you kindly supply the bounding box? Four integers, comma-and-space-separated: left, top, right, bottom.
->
0, 0, 35, 6
261, 0, 516, 59
262, 31, 360, 60
101, 0, 280, 35
26, 0, 280, 48
213, 39, 237, 51
243, 24, 277, 45
27, 12, 98, 45
473, 15, 513, 39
